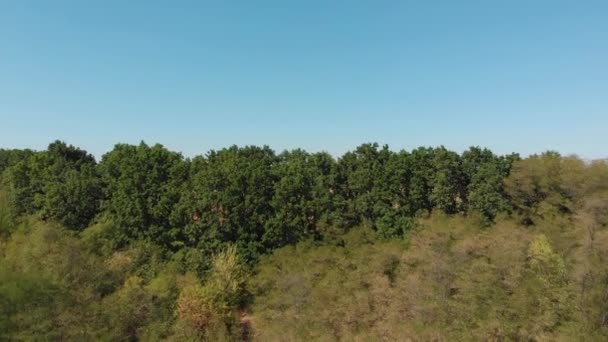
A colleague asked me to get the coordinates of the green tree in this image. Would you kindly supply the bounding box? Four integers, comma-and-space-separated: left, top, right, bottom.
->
40, 164, 102, 230
179, 146, 278, 262
99, 142, 188, 246
505, 151, 572, 223
429, 146, 464, 214
264, 149, 317, 248
3, 153, 46, 216
3, 141, 101, 230
408, 147, 434, 214
337, 143, 393, 225
461, 147, 514, 223
0, 149, 34, 176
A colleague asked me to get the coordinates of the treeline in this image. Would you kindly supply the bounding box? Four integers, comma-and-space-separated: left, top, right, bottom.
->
2, 141, 519, 262
2, 141, 608, 340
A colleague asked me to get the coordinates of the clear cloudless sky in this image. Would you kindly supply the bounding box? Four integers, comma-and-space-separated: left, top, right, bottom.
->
1, 0, 607, 159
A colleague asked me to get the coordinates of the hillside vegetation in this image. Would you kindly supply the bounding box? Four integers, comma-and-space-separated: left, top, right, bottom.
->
1, 141, 607, 340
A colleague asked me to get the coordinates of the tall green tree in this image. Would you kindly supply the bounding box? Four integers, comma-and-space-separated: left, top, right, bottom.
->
337, 143, 393, 226
180, 146, 278, 262
3, 141, 101, 230
99, 142, 188, 245
408, 147, 434, 214
429, 146, 463, 214
461, 147, 514, 223
336, 144, 414, 237
264, 149, 317, 248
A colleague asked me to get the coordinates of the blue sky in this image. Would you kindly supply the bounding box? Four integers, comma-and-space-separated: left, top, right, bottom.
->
1, 1, 606, 159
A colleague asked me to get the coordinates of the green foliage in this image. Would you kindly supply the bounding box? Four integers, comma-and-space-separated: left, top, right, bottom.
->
40, 164, 102, 230
0, 221, 107, 339
337, 144, 417, 239
99, 142, 188, 245
467, 162, 510, 224
264, 149, 317, 248
177, 145, 278, 262
2, 140, 608, 340
0, 266, 59, 340
505, 153, 607, 227
338, 143, 393, 223
505, 152, 573, 223
0, 141, 523, 260
0, 148, 34, 177
429, 146, 463, 213
2, 141, 101, 230
408, 147, 434, 213
0, 188, 16, 238
461, 147, 515, 223
3, 153, 46, 216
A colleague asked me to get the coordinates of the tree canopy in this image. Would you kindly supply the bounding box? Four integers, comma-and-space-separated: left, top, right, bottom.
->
1, 140, 607, 340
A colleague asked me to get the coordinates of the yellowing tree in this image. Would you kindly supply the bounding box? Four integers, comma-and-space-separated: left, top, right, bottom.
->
175, 245, 245, 338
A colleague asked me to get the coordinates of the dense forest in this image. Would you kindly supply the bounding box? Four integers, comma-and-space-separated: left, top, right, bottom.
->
1, 140, 607, 340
